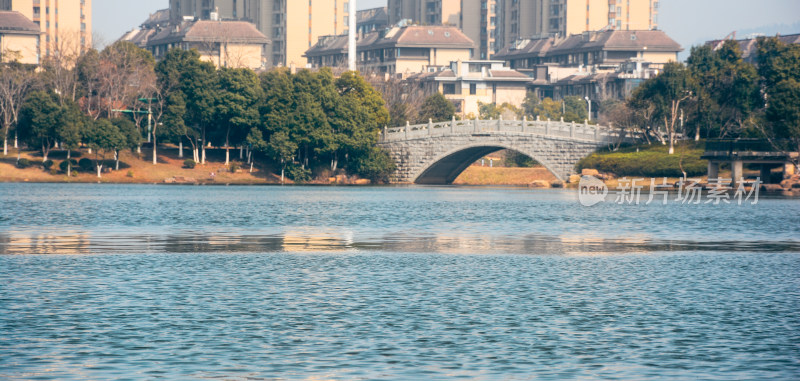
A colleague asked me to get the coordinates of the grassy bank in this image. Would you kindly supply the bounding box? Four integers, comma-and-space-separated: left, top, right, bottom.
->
1, 147, 288, 185
454, 166, 556, 185
577, 141, 708, 178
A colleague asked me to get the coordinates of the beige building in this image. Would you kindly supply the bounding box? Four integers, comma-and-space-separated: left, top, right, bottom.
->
306, 25, 473, 75
408, 60, 531, 116
501, 0, 658, 42
0, 10, 40, 64
460, 0, 498, 60
387, 0, 461, 26
147, 19, 270, 70
169, 0, 350, 68
0, 0, 91, 57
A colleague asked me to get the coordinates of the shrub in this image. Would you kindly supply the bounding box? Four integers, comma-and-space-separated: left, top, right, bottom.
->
42, 159, 54, 169
59, 159, 78, 172
71, 170, 78, 177
353, 147, 396, 183
229, 163, 240, 173
49, 168, 58, 175
287, 164, 311, 183
16, 158, 31, 168
126, 170, 134, 178
183, 159, 196, 169
78, 158, 94, 172
577, 142, 707, 178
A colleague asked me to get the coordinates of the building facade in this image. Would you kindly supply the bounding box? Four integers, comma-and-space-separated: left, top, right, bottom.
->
168, 0, 350, 68
408, 60, 531, 115
0, 10, 40, 64
147, 19, 270, 70
305, 25, 473, 75
388, 0, 461, 26
0, 0, 91, 57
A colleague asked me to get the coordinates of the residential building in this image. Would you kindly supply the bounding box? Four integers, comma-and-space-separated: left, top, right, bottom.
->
506, 0, 658, 39
706, 33, 800, 65
407, 60, 531, 115
0, 0, 91, 57
0, 10, 40, 64
493, 29, 680, 103
119, 9, 170, 49
493, 29, 680, 70
388, 0, 461, 26
305, 25, 473, 75
460, 0, 498, 60
147, 19, 270, 70
168, 0, 350, 67
357, 7, 388, 34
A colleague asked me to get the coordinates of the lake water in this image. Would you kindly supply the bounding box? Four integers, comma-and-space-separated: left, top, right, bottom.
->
1, 183, 799, 379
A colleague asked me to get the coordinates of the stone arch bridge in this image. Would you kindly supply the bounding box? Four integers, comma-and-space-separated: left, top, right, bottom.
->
378, 118, 631, 184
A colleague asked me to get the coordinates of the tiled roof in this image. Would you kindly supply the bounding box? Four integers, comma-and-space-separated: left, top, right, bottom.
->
142, 9, 171, 29
707, 33, 800, 61
148, 20, 269, 47
494, 30, 682, 60
0, 11, 40, 35
306, 25, 473, 57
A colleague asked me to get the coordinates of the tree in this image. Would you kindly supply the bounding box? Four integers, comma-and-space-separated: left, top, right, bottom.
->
96, 41, 156, 119
0, 61, 36, 156
58, 101, 86, 174
563, 96, 589, 123
686, 41, 760, 139
212, 67, 262, 166
417, 93, 455, 123
111, 117, 140, 170
533, 97, 563, 121
83, 118, 123, 177
76, 49, 101, 119
155, 49, 217, 164
331, 70, 389, 171
520, 91, 540, 119
17, 91, 61, 162
479, 102, 522, 120
630, 62, 695, 154
41, 30, 83, 106
757, 37, 800, 162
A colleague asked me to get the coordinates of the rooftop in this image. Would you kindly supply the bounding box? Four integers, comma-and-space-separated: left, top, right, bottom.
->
306, 25, 473, 57
494, 30, 682, 60
0, 11, 41, 35
148, 19, 269, 47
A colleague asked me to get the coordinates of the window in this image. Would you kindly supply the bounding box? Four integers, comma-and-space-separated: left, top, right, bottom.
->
442, 83, 456, 94
470, 83, 477, 95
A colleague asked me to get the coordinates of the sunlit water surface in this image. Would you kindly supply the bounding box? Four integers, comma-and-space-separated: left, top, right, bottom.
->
1, 184, 799, 379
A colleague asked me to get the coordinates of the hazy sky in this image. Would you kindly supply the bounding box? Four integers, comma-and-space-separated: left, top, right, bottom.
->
94, 0, 800, 58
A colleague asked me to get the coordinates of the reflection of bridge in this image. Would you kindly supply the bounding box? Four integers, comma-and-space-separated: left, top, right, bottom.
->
378, 118, 629, 184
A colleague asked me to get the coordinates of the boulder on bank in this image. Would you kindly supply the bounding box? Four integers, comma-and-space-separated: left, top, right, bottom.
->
550, 180, 565, 188
165, 176, 197, 184
581, 168, 600, 177
568, 174, 582, 184
529, 180, 550, 188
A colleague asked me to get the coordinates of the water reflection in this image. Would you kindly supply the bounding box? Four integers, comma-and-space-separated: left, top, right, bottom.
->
3, 230, 800, 255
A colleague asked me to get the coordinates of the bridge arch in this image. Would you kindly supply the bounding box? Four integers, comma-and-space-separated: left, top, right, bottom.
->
414, 143, 562, 185
377, 118, 629, 184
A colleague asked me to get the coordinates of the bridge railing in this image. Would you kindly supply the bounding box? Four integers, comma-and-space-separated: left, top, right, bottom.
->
381, 117, 631, 143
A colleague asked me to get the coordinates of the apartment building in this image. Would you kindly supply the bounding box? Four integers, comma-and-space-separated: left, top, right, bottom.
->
0, 10, 40, 64
501, 0, 658, 42
0, 0, 91, 57
169, 0, 350, 67
388, 0, 461, 26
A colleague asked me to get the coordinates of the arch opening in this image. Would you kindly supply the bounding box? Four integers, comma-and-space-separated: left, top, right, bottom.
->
414, 145, 560, 185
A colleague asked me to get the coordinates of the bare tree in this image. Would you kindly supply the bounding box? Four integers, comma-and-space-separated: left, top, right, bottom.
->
0, 59, 37, 156
42, 30, 83, 105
